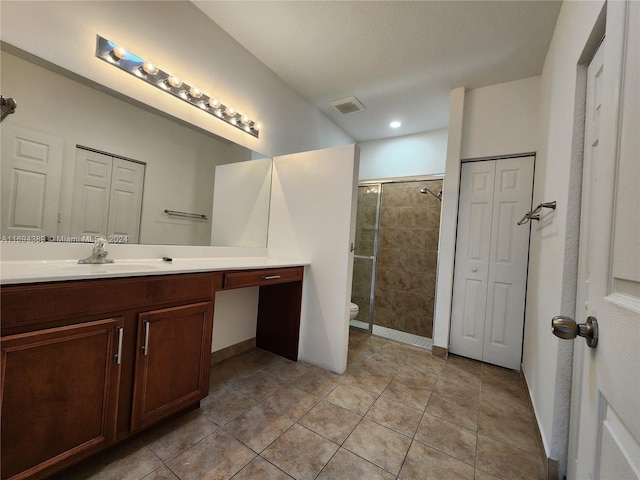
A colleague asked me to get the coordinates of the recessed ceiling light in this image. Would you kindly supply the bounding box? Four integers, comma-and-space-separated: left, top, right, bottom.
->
390, 121, 401, 128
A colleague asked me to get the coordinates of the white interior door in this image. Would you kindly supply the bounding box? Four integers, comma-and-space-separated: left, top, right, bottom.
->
450, 161, 495, 361
107, 158, 144, 244
450, 156, 534, 370
71, 149, 112, 239
568, 2, 639, 478
71, 149, 144, 243
0, 125, 62, 239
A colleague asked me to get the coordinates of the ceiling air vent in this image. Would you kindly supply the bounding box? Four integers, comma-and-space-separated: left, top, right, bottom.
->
331, 96, 365, 115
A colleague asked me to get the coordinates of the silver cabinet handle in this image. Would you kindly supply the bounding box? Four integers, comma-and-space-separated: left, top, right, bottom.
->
551, 315, 598, 348
262, 275, 281, 280
114, 326, 123, 364
142, 321, 150, 355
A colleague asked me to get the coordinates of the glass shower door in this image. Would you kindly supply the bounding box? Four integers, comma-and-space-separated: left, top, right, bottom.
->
350, 184, 381, 331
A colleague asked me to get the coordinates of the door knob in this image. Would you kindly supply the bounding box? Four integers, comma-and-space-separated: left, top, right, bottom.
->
551, 315, 598, 348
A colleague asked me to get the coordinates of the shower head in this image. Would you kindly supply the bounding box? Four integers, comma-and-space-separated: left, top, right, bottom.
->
420, 186, 442, 201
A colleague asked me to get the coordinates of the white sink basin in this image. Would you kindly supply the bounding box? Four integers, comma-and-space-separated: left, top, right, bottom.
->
60, 263, 159, 274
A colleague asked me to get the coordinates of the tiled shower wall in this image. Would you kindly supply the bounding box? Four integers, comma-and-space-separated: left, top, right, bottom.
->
351, 180, 442, 339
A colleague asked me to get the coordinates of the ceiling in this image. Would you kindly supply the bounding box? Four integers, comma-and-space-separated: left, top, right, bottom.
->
193, 1, 562, 142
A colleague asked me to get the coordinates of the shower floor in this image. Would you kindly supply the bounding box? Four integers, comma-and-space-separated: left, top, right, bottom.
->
349, 319, 433, 350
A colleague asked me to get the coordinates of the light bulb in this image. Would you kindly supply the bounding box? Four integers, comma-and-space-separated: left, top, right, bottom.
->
166, 75, 182, 88
390, 121, 401, 128
188, 86, 202, 98
225, 106, 235, 117
141, 61, 158, 75
109, 45, 127, 62
240, 115, 250, 125
208, 98, 220, 109
254, 122, 262, 131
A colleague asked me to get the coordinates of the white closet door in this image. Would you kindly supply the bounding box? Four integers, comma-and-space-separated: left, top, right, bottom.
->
450, 161, 496, 362
450, 156, 534, 369
1, 125, 62, 239
482, 156, 534, 369
71, 149, 112, 240
107, 158, 144, 244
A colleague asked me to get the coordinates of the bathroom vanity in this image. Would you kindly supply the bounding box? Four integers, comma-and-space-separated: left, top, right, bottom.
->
0, 263, 303, 480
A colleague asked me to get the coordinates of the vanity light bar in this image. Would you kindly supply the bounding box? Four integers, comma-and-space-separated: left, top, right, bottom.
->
95, 35, 261, 138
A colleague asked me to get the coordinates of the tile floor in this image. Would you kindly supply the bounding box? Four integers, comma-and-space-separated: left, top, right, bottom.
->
55, 328, 546, 480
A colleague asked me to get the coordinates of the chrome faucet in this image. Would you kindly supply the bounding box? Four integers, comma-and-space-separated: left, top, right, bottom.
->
78, 235, 114, 264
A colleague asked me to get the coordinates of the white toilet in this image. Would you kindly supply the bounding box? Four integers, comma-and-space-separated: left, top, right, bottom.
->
349, 302, 359, 320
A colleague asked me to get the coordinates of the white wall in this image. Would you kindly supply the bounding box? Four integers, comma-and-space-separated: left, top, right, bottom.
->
0, 1, 352, 158
461, 76, 540, 159
268, 145, 359, 373
522, 0, 605, 468
1, 49, 249, 246
436, 77, 540, 351
358, 129, 448, 180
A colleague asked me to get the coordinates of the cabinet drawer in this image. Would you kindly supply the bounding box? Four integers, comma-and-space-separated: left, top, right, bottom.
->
223, 267, 303, 290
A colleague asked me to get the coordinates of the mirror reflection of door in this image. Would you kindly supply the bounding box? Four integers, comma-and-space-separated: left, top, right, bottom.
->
0, 124, 63, 240
70, 147, 145, 244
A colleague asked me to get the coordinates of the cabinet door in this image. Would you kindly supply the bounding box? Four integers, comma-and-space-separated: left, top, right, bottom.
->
131, 302, 213, 431
1, 318, 123, 480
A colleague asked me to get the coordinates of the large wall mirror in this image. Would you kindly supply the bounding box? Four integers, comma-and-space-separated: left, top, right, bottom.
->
0, 43, 272, 248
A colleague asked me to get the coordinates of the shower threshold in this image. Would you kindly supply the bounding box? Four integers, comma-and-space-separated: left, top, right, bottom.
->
350, 320, 433, 350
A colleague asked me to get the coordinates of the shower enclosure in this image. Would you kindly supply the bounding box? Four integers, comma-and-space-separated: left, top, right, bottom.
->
350, 177, 443, 348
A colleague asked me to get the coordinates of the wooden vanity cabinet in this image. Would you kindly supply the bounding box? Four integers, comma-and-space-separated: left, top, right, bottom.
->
1, 317, 123, 480
131, 301, 213, 431
0, 273, 215, 480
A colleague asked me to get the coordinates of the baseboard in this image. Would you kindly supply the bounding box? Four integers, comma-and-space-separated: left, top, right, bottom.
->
521, 367, 558, 480
210, 337, 256, 366
432, 345, 448, 358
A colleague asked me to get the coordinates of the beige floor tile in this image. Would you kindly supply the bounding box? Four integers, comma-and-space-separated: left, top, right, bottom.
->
359, 355, 401, 376
445, 354, 483, 376
144, 410, 218, 461
299, 400, 362, 444
343, 419, 412, 475
481, 362, 522, 381
262, 385, 320, 420
479, 387, 532, 420
381, 377, 432, 410
232, 456, 293, 479
316, 448, 395, 480
260, 358, 314, 384
201, 384, 258, 426
394, 365, 439, 390
476, 435, 545, 480
434, 373, 481, 400
365, 396, 423, 437
223, 404, 294, 453
325, 382, 379, 415
477, 409, 539, 453
55, 438, 163, 480
261, 424, 339, 480
141, 466, 179, 480
426, 391, 479, 431
414, 414, 477, 466
295, 369, 344, 397
342, 369, 394, 395
233, 370, 290, 402
474, 470, 503, 480
166, 430, 256, 480
398, 441, 475, 480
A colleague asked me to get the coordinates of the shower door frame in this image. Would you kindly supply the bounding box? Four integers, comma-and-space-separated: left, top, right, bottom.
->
355, 174, 445, 336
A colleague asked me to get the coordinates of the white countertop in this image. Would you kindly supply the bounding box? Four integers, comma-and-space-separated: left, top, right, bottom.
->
0, 257, 309, 285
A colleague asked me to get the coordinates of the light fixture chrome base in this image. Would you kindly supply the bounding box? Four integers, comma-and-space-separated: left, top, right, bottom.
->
95, 35, 260, 138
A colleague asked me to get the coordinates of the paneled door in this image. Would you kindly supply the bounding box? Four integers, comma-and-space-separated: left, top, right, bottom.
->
450, 156, 534, 370
71, 148, 144, 243
567, 1, 639, 478
0, 125, 63, 239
